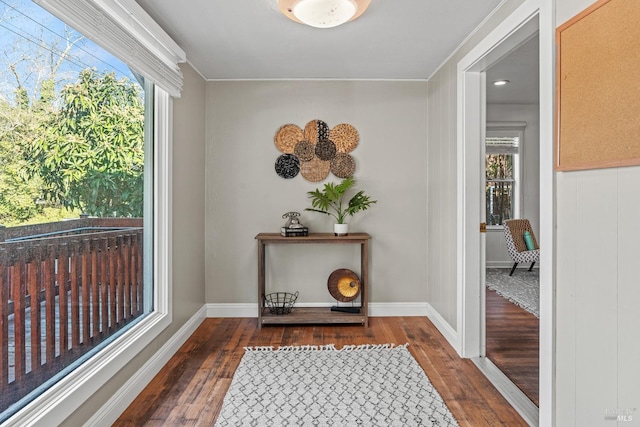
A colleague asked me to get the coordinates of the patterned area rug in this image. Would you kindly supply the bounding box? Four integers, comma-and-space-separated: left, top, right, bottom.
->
486, 268, 539, 318
215, 344, 459, 427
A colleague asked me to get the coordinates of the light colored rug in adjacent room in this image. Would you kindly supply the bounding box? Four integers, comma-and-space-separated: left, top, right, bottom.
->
486, 268, 539, 318
215, 344, 459, 427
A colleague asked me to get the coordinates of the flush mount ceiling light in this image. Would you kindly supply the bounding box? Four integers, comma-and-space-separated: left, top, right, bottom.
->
493, 80, 510, 86
278, 0, 371, 29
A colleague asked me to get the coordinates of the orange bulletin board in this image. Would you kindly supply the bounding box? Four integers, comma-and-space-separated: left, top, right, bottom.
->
555, 0, 640, 171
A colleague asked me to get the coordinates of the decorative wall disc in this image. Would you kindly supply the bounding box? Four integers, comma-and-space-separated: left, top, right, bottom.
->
304, 120, 329, 144
315, 140, 337, 161
300, 157, 330, 182
275, 154, 300, 179
273, 120, 360, 181
274, 124, 304, 154
330, 124, 359, 153
327, 268, 361, 302
330, 153, 356, 178
293, 140, 316, 161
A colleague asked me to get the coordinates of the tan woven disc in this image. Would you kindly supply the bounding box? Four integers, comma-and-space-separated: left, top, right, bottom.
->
330, 153, 355, 178
330, 124, 359, 153
293, 140, 316, 161
304, 120, 329, 144
274, 124, 304, 153
300, 157, 330, 182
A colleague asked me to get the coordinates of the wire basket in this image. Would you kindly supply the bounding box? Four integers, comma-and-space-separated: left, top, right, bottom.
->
264, 291, 299, 315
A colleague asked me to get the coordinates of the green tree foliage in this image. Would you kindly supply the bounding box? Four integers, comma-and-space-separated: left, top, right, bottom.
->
25, 69, 144, 217
0, 87, 49, 225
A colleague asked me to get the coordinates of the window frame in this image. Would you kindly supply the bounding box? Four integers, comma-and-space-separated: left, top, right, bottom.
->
4, 87, 173, 426
485, 122, 525, 230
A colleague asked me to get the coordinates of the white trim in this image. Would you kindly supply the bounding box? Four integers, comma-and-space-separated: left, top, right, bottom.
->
472, 357, 539, 426
3, 88, 174, 427
206, 303, 256, 318
456, 0, 556, 425
205, 302, 430, 319
33, 0, 186, 97
457, 0, 540, 358
425, 304, 460, 352
86, 306, 207, 426
485, 260, 541, 269
537, 0, 555, 424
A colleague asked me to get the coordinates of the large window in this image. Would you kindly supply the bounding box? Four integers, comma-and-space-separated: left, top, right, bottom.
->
485, 126, 524, 227
0, 1, 161, 422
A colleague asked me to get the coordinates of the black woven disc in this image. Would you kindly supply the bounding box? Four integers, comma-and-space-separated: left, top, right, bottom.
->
275, 154, 300, 179
315, 140, 337, 161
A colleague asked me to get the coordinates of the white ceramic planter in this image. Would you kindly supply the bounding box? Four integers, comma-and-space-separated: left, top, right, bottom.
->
334, 223, 349, 236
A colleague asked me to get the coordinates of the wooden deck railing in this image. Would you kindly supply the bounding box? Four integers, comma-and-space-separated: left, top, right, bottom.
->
0, 219, 144, 412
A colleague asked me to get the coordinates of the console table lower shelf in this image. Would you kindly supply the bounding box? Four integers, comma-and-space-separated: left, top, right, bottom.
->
261, 307, 366, 326
256, 232, 371, 328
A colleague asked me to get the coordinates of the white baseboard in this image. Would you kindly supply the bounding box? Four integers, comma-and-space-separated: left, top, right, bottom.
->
425, 303, 460, 354
86, 305, 207, 427
486, 261, 540, 269
205, 302, 429, 318
472, 357, 539, 426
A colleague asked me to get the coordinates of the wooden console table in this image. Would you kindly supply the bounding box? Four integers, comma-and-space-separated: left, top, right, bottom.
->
255, 233, 370, 328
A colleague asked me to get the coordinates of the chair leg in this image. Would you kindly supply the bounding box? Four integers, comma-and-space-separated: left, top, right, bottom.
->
509, 262, 518, 276
528, 262, 535, 271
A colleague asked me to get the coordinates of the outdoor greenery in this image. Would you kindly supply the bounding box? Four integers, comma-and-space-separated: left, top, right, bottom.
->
0, 2, 144, 226
24, 69, 145, 218
485, 153, 514, 226
305, 176, 377, 224
0, 69, 144, 225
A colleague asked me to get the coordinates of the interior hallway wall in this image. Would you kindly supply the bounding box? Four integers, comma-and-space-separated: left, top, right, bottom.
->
554, 0, 640, 425
205, 80, 428, 306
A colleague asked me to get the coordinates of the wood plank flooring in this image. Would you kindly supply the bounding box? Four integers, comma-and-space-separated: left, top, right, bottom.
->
485, 288, 540, 406
115, 317, 527, 426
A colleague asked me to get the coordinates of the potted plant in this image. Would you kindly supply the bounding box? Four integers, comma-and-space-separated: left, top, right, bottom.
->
305, 176, 377, 236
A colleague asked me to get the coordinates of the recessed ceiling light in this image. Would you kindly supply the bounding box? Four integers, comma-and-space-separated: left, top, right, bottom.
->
278, 0, 371, 28
493, 80, 510, 86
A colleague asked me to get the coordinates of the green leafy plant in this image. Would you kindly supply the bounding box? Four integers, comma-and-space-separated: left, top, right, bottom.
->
305, 176, 377, 224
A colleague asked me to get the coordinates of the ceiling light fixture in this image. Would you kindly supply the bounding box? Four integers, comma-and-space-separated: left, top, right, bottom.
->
278, 0, 371, 29
493, 80, 510, 86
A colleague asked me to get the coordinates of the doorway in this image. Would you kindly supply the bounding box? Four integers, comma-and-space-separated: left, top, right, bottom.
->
455, 1, 552, 425
484, 34, 540, 407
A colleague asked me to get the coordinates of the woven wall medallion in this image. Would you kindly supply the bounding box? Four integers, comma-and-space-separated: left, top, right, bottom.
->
330, 124, 359, 153
293, 140, 316, 162
330, 153, 356, 178
300, 157, 330, 182
274, 124, 304, 154
315, 140, 337, 161
304, 120, 329, 144
275, 154, 300, 179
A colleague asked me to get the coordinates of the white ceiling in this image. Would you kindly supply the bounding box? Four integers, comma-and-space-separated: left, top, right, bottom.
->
486, 35, 539, 105
136, 0, 504, 80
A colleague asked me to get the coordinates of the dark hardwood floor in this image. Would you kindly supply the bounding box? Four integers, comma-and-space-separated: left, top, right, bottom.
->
486, 288, 540, 406
115, 316, 527, 426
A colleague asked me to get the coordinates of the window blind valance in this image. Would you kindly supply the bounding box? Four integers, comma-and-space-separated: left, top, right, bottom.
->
34, 0, 186, 97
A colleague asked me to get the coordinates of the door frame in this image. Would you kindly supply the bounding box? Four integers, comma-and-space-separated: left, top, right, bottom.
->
455, 0, 555, 425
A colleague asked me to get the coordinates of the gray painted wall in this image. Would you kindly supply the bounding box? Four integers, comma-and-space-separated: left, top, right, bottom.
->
426, 0, 526, 330
61, 63, 207, 425
205, 81, 428, 305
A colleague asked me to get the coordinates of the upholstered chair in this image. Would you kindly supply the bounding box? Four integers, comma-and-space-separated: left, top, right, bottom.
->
503, 219, 540, 276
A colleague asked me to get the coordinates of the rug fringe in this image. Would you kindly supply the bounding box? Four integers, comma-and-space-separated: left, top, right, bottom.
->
243, 343, 408, 352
